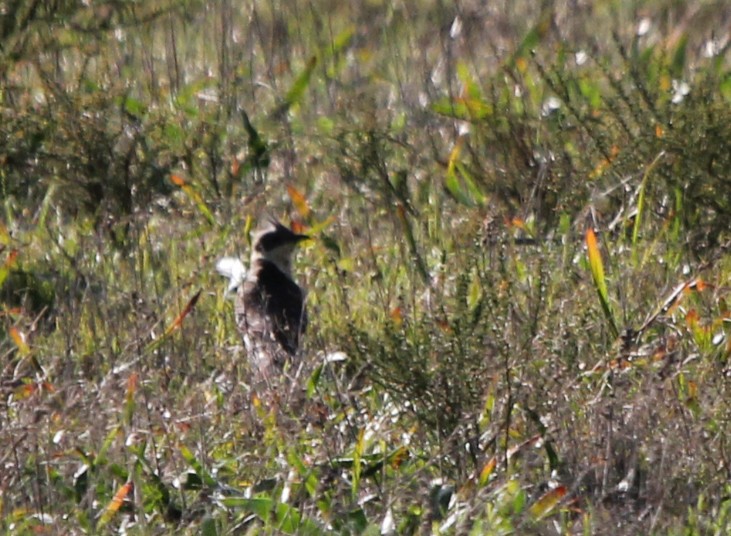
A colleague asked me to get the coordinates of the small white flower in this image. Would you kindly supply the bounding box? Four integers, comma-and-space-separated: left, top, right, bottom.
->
381, 509, 395, 534
449, 16, 462, 39
703, 38, 721, 58
325, 351, 348, 363
671, 80, 690, 104
541, 96, 562, 116
637, 18, 651, 37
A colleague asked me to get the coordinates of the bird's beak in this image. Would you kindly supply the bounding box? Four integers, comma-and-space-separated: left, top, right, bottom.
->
295, 233, 310, 243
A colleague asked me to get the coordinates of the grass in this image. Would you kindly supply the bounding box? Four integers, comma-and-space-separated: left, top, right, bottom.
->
1, 0, 731, 534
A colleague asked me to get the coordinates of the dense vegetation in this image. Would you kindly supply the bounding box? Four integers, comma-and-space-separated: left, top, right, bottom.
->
1, 1, 730, 534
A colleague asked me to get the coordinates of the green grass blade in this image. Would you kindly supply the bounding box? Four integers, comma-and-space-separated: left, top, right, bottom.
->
632, 150, 665, 247
270, 56, 318, 119
586, 229, 618, 338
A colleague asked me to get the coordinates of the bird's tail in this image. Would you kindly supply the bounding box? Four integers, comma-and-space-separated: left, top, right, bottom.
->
215, 257, 247, 293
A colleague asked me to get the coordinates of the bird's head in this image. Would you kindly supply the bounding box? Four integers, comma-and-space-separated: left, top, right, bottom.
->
250, 219, 308, 274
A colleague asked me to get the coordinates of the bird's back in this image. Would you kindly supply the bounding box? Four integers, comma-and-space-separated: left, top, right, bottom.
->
235, 259, 306, 378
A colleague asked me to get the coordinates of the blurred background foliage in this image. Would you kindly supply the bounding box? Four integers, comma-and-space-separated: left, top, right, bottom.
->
1, 0, 730, 534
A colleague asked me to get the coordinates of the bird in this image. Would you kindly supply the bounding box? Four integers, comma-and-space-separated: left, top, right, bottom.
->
229, 219, 309, 381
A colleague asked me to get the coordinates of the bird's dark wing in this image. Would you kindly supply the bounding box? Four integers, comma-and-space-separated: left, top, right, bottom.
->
235, 260, 306, 376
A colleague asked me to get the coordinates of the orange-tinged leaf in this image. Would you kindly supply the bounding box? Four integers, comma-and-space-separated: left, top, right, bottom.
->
589, 159, 608, 179
0, 249, 19, 288
164, 290, 202, 336
447, 135, 465, 173
585, 229, 599, 260
127, 372, 138, 393
639, 278, 702, 333
608, 358, 632, 370
529, 485, 567, 518
435, 318, 451, 332
287, 185, 311, 218
0, 222, 10, 246
586, 229, 606, 297
655, 124, 665, 138
390, 307, 403, 326
170, 175, 215, 226
660, 74, 672, 92
444, 135, 485, 206
290, 220, 308, 235
457, 96, 491, 118
388, 446, 409, 468
589, 145, 620, 179
511, 217, 526, 230
586, 229, 618, 338
685, 309, 699, 328
652, 347, 668, 362
479, 457, 497, 486
176, 421, 192, 433
5, 249, 18, 265
14, 383, 36, 399
126, 373, 138, 403
97, 481, 133, 528
9, 327, 30, 356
